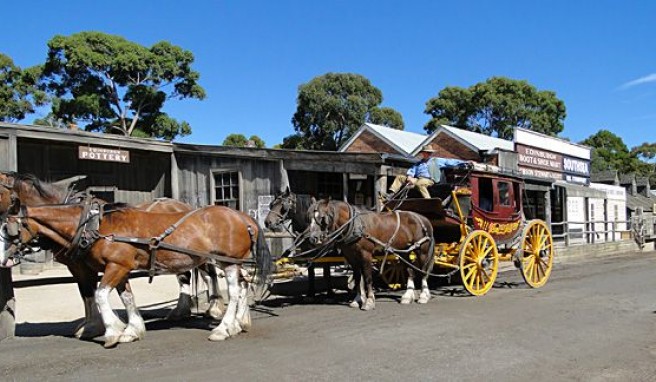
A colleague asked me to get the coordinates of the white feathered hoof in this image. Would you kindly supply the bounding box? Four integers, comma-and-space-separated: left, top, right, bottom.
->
118, 325, 145, 343
400, 291, 415, 305
208, 327, 230, 341
349, 300, 360, 309
417, 291, 431, 304
103, 335, 121, 348
237, 308, 252, 332
361, 298, 376, 311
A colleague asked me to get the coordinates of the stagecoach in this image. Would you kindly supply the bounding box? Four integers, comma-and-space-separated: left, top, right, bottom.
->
267, 161, 555, 298
381, 162, 554, 296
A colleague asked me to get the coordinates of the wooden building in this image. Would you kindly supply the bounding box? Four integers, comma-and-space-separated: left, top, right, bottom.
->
0, 122, 173, 204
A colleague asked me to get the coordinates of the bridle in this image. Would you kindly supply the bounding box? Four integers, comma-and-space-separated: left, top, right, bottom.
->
268, 193, 297, 234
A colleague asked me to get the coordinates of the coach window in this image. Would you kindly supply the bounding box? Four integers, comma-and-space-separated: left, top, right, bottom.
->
212, 170, 241, 210
498, 182, 511, 206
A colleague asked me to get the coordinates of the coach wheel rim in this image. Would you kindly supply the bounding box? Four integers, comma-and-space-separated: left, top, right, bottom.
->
379, 257, 406, 290
459, 230, 499, 296
520, 220, 554, 288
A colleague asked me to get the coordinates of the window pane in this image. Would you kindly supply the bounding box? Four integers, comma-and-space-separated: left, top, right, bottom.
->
213, 171, 240, 210
498, 182, 510, 206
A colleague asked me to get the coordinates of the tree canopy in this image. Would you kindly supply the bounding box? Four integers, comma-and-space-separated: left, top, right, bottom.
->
40, 31, 205, 140
0, 53, 47, 122
289, 72, 402, 150
368, 107, 404, 130
223, 133, 266, 148
581, 129, 653, 176
424, 77, 566, 139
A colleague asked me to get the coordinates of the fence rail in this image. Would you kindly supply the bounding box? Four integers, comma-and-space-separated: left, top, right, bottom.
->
551, 214, 656, 248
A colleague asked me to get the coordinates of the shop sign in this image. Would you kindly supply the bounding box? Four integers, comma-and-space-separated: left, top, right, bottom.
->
516, 144, 562, 171
79, 146, 130, 163
562, 155, 590, 176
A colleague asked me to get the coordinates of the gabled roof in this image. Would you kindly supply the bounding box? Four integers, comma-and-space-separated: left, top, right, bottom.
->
339, 123, 426, 156
619, 173, 636, 185
412, 125, 514, 156
636, 177, 650, 187
591, 170, 619, 183
626, 194, 654, 212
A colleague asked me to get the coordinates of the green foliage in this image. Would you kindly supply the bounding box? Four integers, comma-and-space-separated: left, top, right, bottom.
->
223, 133, 266, 148
248, 135, 266, 148
368, 107, 404, 130
0, 53, 48, 122
424, 77, 566, 139
280, 134, 304, 149
581, 130, 654, 176
41, 31, 206, 140
291, 72, 401, 150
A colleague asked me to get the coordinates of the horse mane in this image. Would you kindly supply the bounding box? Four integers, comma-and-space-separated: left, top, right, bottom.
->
6, 171, 69, 201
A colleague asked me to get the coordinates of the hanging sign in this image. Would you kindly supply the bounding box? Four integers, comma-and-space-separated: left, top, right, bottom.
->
79, 146, 130, 163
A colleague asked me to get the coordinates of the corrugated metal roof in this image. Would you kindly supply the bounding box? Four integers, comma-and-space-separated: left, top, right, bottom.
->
626, 194, 654, 212
363, 123, 426, 155
591, 170, 618, 183
440, 125, 514, 152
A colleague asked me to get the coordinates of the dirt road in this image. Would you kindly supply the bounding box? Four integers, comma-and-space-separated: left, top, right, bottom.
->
3, 252, 656, 381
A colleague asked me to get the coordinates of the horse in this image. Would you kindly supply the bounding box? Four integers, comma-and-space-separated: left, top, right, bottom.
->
306, 199, 435, 310
265, 188, 342, 297
4, 198, 272, 347
134, 198, 225, 322
264, 187, 316, 237
0, 172, 223, 338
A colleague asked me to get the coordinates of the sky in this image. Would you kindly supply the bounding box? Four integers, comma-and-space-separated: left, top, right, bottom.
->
2, 1, 655, 149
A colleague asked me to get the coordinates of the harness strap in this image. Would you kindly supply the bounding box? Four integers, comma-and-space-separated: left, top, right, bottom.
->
147, 208, 201, 282
106, 235, 255, 265
65, 195, 97, 259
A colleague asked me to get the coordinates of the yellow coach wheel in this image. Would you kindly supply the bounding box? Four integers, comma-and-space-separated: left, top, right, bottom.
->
379, 257, 406, 290
519, 220, 554, 288
459, 230, 499, 296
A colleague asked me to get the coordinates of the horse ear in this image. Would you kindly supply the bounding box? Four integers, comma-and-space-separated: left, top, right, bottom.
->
310, 196, 316, 204
283, 186, 290, 196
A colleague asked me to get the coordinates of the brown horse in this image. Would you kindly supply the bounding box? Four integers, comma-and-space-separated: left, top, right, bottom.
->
134, 198, 225, 322
0, 172, 223, 338
307, 199, 435, 310
4, 200, 271, 347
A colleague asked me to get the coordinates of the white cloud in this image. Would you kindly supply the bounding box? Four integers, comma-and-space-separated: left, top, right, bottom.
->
620, 73, 656, 89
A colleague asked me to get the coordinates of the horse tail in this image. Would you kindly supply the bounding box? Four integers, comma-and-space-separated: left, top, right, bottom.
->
253, 223, 273, 302
414, 212, 435, 271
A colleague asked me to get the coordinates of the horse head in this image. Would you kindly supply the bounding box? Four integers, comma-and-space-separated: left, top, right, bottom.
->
264, 187, 296, 232
307, 197, 340, 245
1, 195, 39, 267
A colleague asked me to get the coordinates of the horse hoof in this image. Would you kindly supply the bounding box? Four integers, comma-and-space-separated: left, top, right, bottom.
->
104, 336, 121, 348
208, 327, 230, 341
237, 311, 252, 332
361, 301, 375, 311
400, 296, 414, 305
348, 301, 360, 309
118, 334, 140, 343
227, 323, 242, 337
417, 294, 430, 304
205, 307, 223, 321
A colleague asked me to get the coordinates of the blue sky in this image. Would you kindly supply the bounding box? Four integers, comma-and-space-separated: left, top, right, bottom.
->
2, 1, 654, 149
